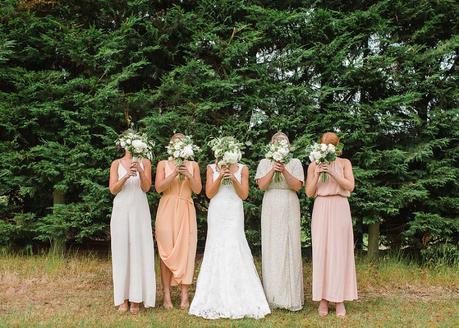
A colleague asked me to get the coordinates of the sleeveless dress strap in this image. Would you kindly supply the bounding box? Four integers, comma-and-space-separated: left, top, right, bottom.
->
208, 163, 217, 173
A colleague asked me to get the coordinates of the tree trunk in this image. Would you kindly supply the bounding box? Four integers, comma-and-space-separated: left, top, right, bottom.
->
367, 223, 380, 260
51, 188, 65, 256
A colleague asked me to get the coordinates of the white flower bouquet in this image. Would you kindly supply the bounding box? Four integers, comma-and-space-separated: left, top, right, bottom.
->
265, 138, 292, 183
116, 129, 155, 164
166, 135, 200, 181
208, 136, 243, 185
306, 142, 339, 182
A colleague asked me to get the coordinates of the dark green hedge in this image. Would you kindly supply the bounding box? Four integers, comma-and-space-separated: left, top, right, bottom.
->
0, 0, 457, 258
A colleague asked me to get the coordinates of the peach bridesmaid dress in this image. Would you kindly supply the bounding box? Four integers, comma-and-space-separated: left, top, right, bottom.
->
155, 160, 197, 285
311, 160, 358, 302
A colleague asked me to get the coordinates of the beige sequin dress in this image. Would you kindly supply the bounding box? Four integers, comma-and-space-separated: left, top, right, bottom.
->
255, 158, 304, 311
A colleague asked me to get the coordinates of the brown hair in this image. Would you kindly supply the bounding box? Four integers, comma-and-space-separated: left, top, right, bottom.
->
271, 132, 290, 145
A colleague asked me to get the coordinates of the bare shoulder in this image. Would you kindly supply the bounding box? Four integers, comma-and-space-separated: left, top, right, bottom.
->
142, 158, 152, 166
110, 159, 120, 169
338, 157, 352, 167
157, 159, 167, 167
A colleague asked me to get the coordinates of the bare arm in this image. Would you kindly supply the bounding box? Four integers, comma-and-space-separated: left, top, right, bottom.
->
109, 160, 132, 195
281, 164, 303, 192
329, 159, 355, 192
305, 163, 319, 198
134, 159, 152, 192
179, 161, 202, 194
256, 163, 275, 190
155, 160, 178, 193
206, 166, 224, 199
231, 166, 249, 200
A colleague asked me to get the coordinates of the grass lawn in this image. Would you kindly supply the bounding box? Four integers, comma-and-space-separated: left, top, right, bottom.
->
0, 252, 458, 327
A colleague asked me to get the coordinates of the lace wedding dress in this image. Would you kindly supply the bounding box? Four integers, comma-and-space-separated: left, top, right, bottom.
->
189, 164, 270, 319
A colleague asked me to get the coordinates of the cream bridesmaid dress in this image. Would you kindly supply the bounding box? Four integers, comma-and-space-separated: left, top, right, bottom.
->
110, 160, 156, 307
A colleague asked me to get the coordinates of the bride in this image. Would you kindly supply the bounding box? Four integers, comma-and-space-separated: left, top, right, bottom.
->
189, 160, 271, 319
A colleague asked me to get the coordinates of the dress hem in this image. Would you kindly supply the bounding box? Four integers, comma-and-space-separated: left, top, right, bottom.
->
312, 296, 358, 302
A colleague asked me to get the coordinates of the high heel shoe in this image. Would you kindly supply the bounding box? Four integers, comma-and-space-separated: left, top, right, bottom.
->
336, 302, 346, 317
318, 300, 329, 316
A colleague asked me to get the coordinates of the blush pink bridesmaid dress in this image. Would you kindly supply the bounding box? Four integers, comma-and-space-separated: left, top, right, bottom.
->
311, 160, 358, 302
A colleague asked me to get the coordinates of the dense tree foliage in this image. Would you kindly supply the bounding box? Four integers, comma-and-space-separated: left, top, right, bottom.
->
1, 0, 457, 261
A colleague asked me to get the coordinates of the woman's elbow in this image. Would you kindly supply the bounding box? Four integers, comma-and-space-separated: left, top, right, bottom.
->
293, 182, 302, 192
258, 184, 268, 191
155, 184, 164, 193
206, 190, 213, 199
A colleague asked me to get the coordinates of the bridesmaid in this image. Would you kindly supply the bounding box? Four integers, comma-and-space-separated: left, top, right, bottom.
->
255, 132, 304, 311
109, 144, 156, 314
305, 132, 358, 317
155, 133, 202, 309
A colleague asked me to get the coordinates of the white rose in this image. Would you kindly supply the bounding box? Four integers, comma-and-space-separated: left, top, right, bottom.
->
120, 141, 126, 148
180, 145, 194, 158
312, 151, 322, 160
320, 143, 327, 152
132, 139, 143, 149
273, 152, 283, 161
279, 147, 289, 156
126, 139, 132, 145
224, 151, 239, 164
327, 144, 336, 152
173, 150, 180, 158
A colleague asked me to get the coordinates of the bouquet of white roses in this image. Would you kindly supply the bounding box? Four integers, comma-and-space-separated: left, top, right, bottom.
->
116, 129, 155, 171
208, 136, 243, 185
306, 142, 339, 182
265, 139, 292, 183
166, 135, 200, 181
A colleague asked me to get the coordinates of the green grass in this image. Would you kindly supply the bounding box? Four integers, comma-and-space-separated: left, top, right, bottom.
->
0, 253, 458, 327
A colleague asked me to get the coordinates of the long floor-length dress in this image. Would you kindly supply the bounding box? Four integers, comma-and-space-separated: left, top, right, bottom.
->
255, 158, 304, 311
155, 160, 197, 285
110, 160, 156, 307
189, 164, 271, 320
311, 160, 358, 302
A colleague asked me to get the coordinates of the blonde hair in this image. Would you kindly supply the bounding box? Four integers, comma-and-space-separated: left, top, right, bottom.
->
170, 133, 185, 141
271, 132, 290, 145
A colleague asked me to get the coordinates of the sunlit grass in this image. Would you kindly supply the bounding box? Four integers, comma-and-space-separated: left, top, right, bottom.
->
0, 252, 458, 327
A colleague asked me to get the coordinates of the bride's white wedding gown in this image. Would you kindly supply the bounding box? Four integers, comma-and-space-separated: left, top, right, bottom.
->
189, 163, 271, 320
